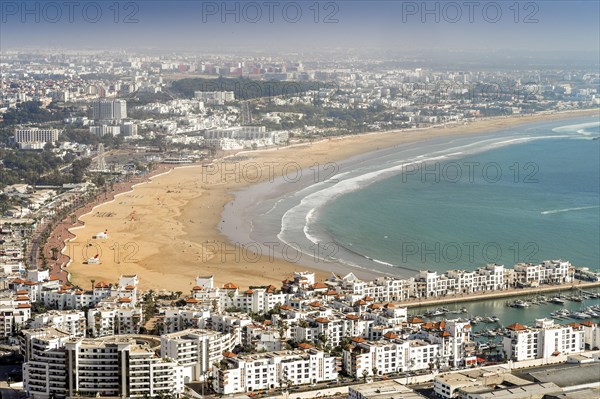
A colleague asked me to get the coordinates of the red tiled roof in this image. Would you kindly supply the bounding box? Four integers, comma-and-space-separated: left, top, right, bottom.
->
223, 351, 236, 358
192, 286, 203, 291
311, 282, 328, 289
315, 317, 329, 324
506, 323, 527, 331
95, 281, 109, 288
351, 337, 366, 343
346, 314, 359, 320
118, 297, 132, 303
298, 343, 314, 349
223, 282, 238, 289
383, 332, 398, 339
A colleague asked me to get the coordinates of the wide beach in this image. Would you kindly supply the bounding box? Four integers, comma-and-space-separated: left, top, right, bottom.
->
64, 109, 599, 292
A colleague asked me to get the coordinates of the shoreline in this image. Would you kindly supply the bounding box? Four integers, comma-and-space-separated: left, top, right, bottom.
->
63, 109, 599, 291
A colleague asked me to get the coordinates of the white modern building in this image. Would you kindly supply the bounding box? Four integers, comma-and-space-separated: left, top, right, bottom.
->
213, 347, 338, 394
22, 331, 184, 399
14, 128, 60, 149
160, 328, 236, 382
503, 319, 584, 361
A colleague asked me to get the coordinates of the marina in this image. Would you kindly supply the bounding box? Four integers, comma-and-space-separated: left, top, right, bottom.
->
409, 288, 600, 352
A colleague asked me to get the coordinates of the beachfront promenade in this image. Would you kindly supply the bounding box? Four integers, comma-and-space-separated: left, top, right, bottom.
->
395, 280, 600, 308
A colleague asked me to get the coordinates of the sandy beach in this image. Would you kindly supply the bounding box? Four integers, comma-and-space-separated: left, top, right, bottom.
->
63, 109, 599, 292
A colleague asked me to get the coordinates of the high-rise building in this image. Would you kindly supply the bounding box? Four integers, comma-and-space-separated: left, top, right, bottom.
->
92, 99, 127, 120
22, 329, 184, 399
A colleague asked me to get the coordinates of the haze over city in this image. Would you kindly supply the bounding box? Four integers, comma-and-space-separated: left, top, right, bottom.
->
1, 1, 600, 399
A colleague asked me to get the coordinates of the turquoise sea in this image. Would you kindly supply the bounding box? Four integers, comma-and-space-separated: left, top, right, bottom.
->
318, 119, 600, 273
222, 116, 600, 279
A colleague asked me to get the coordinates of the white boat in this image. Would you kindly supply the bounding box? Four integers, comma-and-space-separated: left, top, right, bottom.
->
571, 312, 591, 319
512, 300, 530, 308
549, 297, 565, 304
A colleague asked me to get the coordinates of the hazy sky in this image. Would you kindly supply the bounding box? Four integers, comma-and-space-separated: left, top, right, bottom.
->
1, 0, 599, 56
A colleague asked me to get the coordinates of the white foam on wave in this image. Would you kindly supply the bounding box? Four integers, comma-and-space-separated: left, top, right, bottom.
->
552, 121, 600, 133
278, 135, 543, 263
277, 130, 594, 268
541, 206, 600, 215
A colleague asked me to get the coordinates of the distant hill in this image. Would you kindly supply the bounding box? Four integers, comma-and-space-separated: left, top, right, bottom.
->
170, 77, 320, 100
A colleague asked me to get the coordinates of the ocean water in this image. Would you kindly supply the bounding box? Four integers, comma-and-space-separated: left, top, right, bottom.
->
317, 119, 600, 274
222, 117, 600, 279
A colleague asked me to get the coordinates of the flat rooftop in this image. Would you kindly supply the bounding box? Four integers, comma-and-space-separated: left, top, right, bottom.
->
527, 363, 600, 388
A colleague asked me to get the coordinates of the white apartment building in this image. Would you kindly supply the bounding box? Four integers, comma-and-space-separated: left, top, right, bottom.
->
14, 128, 60, 144
342, 336, 439, 378
580, 321, 600, 350
514, 260, 573, 287
30, 310, 86, 337
90, 124, 121, 137
40, 275, 138, 310
87, 305, 143, 337
0, 293, 31, 337
22, 332, 184, 399
194, 91, 235, 105
160, 328, 236, 382
503, 319, 584, 361
203, 126, 267, 140
159, 306, 211, 334
213, 348, 338, 394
